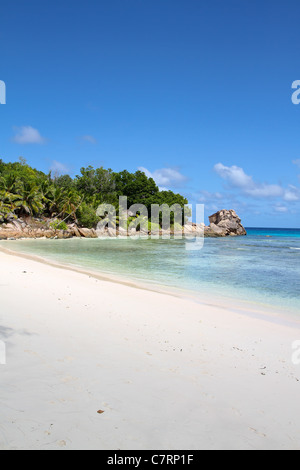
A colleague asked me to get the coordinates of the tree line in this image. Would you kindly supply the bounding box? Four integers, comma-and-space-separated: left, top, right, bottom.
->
0, 158, 188, 228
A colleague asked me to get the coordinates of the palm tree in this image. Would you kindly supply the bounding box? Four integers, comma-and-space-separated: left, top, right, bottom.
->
48, 187, 81, 222
39, 179, 55, 216
16, 181, 44, 217
0, 173, 23, 196
48, 187, 67, 217
59, 190, 81, 218
0, 190, 23, 221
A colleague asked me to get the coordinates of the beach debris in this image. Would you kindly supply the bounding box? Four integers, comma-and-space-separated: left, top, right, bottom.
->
58, 440, 67, 447
97, 410, 105, 414
249, 427, 267, 438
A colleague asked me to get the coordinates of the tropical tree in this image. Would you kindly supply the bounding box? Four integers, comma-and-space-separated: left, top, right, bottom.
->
0, 159, 189, 228
114, 170, 159, 209
56, 189, 82, 222
0, 190, 20, 220
0, 173, 22, 195
16, 181, 44, 217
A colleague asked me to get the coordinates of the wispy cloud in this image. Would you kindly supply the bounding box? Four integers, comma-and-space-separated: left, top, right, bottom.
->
139, 167, 188, 190
198, 190, 224, 202
82, 135, 97, 144
50, 160, 70, 175
195, 189, 244, 215
283, 185, 300, 202
214, 163, 300, 201
273, 205, 289, 213
13, 126, 46, 145
247, 185, 283, 198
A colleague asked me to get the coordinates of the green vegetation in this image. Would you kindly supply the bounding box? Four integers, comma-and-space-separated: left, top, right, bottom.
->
49, 220, 68, 231
0, 158, 188, 228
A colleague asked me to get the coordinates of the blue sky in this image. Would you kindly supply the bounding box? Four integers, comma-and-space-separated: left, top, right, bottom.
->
1, 0, 300, 227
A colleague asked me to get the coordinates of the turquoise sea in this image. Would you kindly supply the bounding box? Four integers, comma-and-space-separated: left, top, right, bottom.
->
1, 228, 300, 314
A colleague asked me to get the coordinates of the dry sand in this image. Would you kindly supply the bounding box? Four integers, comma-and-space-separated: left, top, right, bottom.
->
0, 249, 300, 450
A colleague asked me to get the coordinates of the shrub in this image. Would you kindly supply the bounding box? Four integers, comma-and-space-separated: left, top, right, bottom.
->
76, 203, 100, 228
50, 220, 68, 231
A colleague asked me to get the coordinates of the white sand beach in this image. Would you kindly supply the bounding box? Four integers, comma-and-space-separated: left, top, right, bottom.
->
0, 249, 300, 450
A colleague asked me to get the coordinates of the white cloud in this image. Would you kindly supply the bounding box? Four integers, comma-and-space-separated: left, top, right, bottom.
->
283, 185, 300, 202
50, 161, 70, 175
205, 203, 220, 213
292, 159, 300, 168
246, 184, 283, 198
214, 163, 284, 199
198, 190, 223, 202
274, 206, 289, 213
196, 190, 247, 218
82, 135, 97, 144
13, 126, 46, 144
214, 163, 254, 189
139, 167, 187, 190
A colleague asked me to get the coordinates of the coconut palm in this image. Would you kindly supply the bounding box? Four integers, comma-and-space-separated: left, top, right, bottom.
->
48, 187, 81, 221
48, 187, 67, 217
0, 173, 22, 196
58, 189, 82, 220
16, 181, 44, 217
39, 179, 55, 216
0, 190, 21, 219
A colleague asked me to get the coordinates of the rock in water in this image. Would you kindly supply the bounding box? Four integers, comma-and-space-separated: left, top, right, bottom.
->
208, 210, 247, 237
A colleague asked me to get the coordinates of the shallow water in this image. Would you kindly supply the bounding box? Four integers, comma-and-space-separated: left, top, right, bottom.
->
1, 228, 300, 313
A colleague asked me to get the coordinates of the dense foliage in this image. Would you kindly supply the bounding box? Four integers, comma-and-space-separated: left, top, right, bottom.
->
0, 158, 188, 228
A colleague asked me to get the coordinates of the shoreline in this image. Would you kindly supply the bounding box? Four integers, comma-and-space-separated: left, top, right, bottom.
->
0, 242, 299, 330
1, 249, 300, 449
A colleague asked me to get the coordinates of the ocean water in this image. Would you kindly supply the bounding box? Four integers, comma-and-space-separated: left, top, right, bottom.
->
1, 227, 300, 314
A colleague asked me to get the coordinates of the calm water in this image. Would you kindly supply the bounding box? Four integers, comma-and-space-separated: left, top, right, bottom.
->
1, 227, 300, 313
